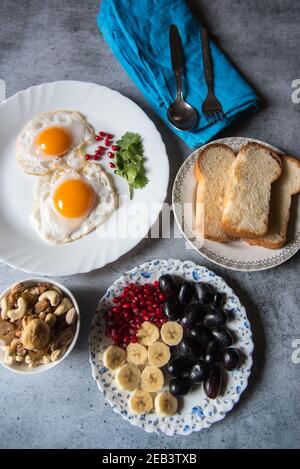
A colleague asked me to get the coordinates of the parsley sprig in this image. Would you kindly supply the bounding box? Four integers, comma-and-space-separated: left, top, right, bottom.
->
114, 132, 148, 199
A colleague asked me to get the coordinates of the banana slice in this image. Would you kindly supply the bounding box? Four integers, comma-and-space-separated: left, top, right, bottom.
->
155, 392, 178, 417
160, 321, 183, 346
148, 341, 170, 368
137, 321, 159, 346
126, 343, 148, 366
103, 345, 126, 371
141, 366, 164, 392
129, 389, 153, 415
115, 364, 141, 391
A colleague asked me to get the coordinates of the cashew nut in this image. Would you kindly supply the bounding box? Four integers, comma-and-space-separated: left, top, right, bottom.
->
39, 290, 60, 307
45, 313, 56, 328
54, 297, 73, 316
7, 297, 27, 322
0, 298, 9, 320
51, 346, 66, 362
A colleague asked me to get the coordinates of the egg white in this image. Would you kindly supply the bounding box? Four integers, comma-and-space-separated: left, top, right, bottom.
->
31, 164, 117, 244
16, 110, 94, 175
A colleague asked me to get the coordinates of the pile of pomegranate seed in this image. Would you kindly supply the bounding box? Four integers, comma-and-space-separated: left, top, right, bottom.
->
104, 281, 168, 349
84, 130, 119, 162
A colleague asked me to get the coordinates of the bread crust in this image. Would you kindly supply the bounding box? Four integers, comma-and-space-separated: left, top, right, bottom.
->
245, 238, 285, 249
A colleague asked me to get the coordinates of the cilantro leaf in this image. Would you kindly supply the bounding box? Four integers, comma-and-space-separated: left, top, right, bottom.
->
114, 132, 148, 199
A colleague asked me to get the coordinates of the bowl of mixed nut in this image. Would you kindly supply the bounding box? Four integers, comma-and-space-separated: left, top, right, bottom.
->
0, 278, 80, 374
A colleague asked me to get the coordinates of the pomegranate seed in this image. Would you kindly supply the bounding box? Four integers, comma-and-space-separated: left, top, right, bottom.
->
105, 139, 111, 147
159, 293, 166, 301
97, 146, 105, 152
106, 133, 113, 139
108, 152, 115, 158
93, 155, 100, 161
84, 154, 92, 160
99, 131, 106, 137
95, 135, 101, 141
111, 145, 119, 151
153, 280, 159, 287
104, 281, 168, 345
109, 162, 116, 168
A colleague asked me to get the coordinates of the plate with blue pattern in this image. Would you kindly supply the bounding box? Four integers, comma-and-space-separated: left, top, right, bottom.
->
89, 259, 253, 435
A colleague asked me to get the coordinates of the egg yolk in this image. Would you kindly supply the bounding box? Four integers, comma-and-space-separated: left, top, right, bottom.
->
36, 126, 72, 157
53, 179, 95, 218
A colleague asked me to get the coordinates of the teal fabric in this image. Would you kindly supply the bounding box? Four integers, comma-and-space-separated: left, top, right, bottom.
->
97, 0, 260, 148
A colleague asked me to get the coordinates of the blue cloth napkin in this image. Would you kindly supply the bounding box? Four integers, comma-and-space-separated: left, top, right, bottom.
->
97, 0, 260, 149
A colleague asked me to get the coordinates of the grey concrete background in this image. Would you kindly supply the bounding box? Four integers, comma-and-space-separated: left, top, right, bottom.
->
0, 0, 299, 449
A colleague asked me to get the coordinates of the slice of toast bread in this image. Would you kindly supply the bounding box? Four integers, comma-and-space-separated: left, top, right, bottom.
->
245, 155, 300, 249
221, 143, 282, 238
194, 143, 236, 242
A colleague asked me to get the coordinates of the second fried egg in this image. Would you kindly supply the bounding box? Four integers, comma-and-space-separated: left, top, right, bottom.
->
31, 164, 117, 244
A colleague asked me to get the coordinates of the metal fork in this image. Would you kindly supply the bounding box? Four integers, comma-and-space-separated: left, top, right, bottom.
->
201, 28, 224, 123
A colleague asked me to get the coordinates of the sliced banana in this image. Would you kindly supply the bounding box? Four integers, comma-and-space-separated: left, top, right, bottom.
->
148, 341, 170, 368
137, 321, 159, 346
103, 345, 126, 371
126, 343, 148, 366
129, 389, 153, 415
115, 364, 141, 391
155, 392, 178, 417
160, 321, 183, 346
141, 366, 164, 392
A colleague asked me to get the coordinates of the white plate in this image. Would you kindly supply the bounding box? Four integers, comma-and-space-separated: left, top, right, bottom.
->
0, 81, 169, 276
89, 259, 253, 436
173, 137, 300, 271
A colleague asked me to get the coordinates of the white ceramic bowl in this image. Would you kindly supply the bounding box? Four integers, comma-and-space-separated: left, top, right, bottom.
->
0, 278, 80, 374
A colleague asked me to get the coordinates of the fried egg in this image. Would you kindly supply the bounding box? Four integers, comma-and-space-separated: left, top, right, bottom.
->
17, 110, 94, 175
31, 164, 117, 244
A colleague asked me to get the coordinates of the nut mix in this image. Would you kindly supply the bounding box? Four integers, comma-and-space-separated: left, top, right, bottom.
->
0, 282, 77, 369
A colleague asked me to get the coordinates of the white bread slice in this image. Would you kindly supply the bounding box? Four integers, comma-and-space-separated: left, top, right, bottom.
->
194, 143, 236, 242
245, 155, 300, 249
221, 143, 282, 238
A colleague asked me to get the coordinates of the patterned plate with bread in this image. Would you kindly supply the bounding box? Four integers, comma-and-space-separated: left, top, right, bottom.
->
172, 137, 300, 271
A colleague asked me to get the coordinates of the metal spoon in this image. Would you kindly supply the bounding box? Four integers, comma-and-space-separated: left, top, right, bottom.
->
167, 24, 198, 131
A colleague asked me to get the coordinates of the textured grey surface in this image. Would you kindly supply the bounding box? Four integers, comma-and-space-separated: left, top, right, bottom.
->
0, 0, 299, 449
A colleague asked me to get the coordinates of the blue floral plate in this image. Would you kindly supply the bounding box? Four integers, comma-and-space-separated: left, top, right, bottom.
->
89, 259, 253, 435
